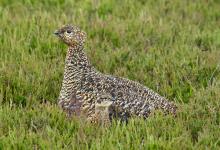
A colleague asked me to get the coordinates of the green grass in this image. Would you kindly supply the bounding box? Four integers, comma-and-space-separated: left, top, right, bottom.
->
0, 0, 220, 149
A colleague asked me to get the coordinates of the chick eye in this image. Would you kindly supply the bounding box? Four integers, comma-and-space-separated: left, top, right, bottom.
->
66, 30, 72, 34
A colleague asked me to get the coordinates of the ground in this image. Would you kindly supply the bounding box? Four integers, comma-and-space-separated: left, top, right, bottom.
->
0, 0, 220, 149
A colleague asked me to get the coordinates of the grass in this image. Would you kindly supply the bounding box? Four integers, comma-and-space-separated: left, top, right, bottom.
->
0, 0, 220, 149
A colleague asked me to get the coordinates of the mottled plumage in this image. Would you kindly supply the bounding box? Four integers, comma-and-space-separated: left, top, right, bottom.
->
54, 24, 177, 123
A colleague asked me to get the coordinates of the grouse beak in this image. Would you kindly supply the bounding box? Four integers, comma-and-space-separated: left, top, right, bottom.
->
54, 30, 60, 36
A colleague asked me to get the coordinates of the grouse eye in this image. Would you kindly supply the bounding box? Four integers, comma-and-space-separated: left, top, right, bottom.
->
66, 30, 72, 34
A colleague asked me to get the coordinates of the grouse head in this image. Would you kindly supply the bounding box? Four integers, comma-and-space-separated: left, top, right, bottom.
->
54, 24, 86, 47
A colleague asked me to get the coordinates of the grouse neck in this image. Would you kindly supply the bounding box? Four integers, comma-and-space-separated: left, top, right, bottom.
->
58, 44, 91, 103
66, 45, 92, 71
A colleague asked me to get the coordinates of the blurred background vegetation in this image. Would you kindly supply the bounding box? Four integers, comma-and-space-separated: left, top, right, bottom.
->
0, 0, 219, 149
